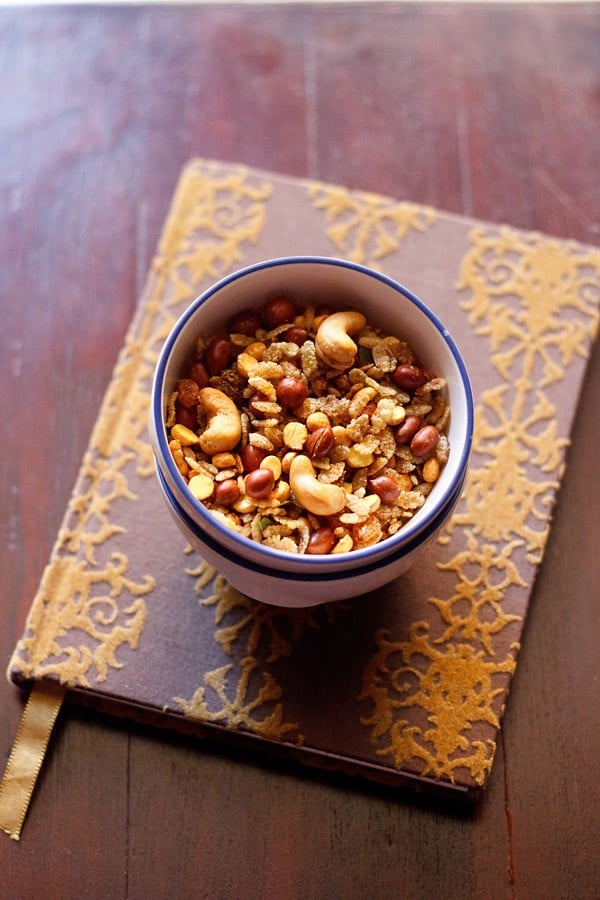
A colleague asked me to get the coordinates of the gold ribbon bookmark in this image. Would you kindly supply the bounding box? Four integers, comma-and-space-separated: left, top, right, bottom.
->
0, 683, 65, 841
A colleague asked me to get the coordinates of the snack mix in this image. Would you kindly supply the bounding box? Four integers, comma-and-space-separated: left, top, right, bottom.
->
166, 297, 450, 555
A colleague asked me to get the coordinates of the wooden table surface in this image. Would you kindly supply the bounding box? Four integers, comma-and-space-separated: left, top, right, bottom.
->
1, 4, 599, 898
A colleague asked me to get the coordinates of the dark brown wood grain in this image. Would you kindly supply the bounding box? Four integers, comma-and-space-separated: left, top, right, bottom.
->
1, 5, 598, 898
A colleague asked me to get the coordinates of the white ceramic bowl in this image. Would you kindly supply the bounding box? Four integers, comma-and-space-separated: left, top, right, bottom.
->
149, 256, 473, 607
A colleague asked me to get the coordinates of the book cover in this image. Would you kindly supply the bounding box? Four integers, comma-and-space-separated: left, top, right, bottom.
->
5, 159, 599, 806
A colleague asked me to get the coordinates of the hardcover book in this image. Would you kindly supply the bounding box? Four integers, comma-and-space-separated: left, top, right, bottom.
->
3, 159, 599, 829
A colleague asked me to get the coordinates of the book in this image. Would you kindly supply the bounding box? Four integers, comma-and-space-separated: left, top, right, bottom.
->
4, 159, 599, 828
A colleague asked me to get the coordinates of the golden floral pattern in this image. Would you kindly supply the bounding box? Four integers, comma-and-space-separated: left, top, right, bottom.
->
13, 554, 150, 688
174, 657, 299, 743
458, 228, 599, 382
152, 160, 272, 316
453, 229, 599, 559
10, 161, 273, 689
191, 560, 344, 664
358, 227, 600, 786
174, 558, 346, 741
360, 626, 515, 782
430, 535, 525, 653
308, 182, 436, 266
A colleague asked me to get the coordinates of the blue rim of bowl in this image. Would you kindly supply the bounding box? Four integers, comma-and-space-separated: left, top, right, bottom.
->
151, 255, 474, 567
156, 462, 467, 584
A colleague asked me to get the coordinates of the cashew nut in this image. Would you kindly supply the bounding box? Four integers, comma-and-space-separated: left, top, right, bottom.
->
348, 386, 377, 418
315, 310, 366, 370
198, 387, 242, 455
289, 454, 346, 516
